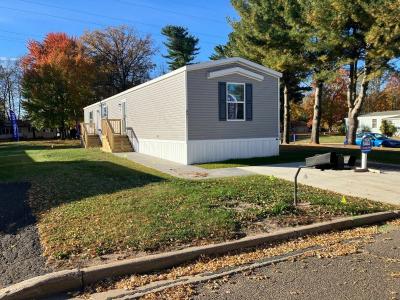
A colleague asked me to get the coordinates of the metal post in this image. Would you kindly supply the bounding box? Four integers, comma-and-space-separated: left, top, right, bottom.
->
294, 167, 303, 206
361, 152, 368, 170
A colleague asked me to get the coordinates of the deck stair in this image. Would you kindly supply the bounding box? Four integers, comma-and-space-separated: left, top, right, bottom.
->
101, 119, 134, 153
81, 123, 101, 148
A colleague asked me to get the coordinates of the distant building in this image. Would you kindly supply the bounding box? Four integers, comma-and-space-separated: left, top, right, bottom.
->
0, 120, 57, 140
291, 121, 310, 134
345, 110, 400, 135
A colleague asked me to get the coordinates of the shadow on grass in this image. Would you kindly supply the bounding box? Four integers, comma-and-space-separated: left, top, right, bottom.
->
0, 182, 33, 234
0, 140, 81, 155
0, 145, 166, 230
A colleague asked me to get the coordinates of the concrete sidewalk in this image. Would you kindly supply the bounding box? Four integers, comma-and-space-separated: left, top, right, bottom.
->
241, 162, 400, 206
114, 152, 253, 180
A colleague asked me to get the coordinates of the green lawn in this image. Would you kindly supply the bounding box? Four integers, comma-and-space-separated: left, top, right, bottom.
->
199, 144, 400, 169
294, 134, 346, 144
0, 141, 395, 261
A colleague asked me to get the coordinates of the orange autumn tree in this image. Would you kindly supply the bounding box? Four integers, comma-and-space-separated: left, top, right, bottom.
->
364, 74, 400, 112
21, 33, 96, 137
302, 70, 348, 133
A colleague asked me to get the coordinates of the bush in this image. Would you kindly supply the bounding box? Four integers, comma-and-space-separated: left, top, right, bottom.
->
380, 120, 397, 137
337, 123, 347, 135
361, 125, 371, 132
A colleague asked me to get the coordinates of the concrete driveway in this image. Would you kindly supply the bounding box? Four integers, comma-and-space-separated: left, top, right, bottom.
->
240, 163, 400, 206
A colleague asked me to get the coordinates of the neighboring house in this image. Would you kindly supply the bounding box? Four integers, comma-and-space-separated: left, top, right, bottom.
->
0, 120, 57, 140
83, 57, 282, 165
291, 121, 310, 134
345, 111, 400, 135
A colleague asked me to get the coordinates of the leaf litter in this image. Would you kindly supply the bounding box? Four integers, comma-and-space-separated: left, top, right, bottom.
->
78, 220, 400, 299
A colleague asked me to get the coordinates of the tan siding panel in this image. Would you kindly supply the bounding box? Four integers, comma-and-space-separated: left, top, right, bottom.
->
98, 72, 187, 141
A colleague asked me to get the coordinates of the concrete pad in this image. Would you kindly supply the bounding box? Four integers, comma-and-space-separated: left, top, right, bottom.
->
114, 152, 253, 180
240, 163, 400, 206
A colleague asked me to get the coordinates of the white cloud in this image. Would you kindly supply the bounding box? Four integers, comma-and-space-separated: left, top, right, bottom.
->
0, 57, 19, 61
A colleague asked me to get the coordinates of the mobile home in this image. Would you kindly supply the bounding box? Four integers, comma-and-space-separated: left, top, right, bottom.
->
83, 57, 282, 165
346, 110, 400, 135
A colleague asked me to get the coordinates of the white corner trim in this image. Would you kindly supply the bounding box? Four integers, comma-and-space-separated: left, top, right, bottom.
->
208, 67, 264, 81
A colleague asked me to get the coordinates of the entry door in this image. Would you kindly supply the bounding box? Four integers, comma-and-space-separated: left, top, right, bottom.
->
121, 101, 127, 134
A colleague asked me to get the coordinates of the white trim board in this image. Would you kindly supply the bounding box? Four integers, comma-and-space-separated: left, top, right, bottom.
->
208, 67, 264, 81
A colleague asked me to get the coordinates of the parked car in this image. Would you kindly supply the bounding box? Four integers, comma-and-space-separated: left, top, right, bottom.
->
354, 133, 400, 148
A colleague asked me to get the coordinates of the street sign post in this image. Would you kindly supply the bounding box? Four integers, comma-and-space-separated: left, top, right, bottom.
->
360, 136, 372, 170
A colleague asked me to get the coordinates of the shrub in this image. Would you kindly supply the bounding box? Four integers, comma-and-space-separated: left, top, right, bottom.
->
361, 125, 371, 132
380, 120, 397, 137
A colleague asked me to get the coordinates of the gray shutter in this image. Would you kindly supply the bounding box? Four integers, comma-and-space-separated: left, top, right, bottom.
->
246, 83, 253, 121
218, 82, 227, 121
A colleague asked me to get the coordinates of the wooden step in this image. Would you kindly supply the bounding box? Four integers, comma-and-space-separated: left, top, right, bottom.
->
83, 135, 101, 148
111, 135, 133, 153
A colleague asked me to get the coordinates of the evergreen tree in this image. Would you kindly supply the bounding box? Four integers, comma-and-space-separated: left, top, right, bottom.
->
210, 36, 236, 60
303, 0, 400, 144
230, 0, 309, 144
161, 26, 200, 70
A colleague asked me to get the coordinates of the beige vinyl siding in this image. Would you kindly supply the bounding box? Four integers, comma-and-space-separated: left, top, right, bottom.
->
88, 71, 187, 141
186, 64, 279, 140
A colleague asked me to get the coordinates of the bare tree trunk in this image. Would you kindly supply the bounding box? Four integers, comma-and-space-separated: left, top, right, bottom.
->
282, 84, 290, 144
347, 62, 370, 144
310, 81, 323, 144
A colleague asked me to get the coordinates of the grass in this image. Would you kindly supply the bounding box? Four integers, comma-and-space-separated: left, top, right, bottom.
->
293, 134, 346, 144
199, 144, 400, 169
0, 140, 395, 261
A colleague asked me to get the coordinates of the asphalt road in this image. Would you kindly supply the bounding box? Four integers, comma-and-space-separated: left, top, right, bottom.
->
0, 182, 51, 288
194, 226, 400, 300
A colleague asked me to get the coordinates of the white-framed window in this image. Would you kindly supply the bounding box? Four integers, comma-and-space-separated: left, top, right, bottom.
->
227, 82, 245, 121
89, 111, 93, 123
372, 119, 377, 128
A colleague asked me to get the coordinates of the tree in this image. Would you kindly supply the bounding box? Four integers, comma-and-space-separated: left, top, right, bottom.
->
21, 33, 96, 137
302, 70, 348, 133
380, 119, 396, 136
210, 37, 236, 60
304, 0, 400, 144
230, 0, 309, 144
364, 73, 400, 112
161, 25, 199, 70
82, 25, 155, 99
0, 60, 22, 121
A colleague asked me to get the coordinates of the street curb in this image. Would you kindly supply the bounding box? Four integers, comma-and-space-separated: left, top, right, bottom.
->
1, 210, 399, 300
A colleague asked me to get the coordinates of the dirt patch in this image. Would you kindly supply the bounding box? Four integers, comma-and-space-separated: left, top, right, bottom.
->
0, 182, 51, 287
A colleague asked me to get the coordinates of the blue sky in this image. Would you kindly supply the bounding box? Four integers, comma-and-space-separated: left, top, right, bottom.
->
0, 0, 237, 71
